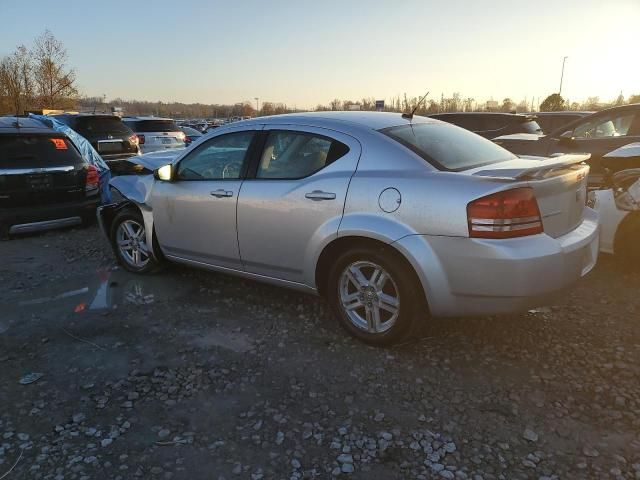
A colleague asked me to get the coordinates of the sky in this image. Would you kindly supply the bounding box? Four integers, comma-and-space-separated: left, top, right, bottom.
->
1, 0, 639, 109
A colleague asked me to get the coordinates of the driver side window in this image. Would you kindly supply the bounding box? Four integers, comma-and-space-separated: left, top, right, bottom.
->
573, 114, 635, 139
177, 131, 254, 180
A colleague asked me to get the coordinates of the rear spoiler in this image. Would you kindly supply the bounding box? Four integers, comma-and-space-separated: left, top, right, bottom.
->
473, 153, 590, 181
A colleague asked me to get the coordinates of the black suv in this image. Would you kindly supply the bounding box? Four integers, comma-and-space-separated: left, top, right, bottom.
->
429, 112, 542, 139
493, 104, 640, 185
52, 114, 139, 165
0, 117, 101, 237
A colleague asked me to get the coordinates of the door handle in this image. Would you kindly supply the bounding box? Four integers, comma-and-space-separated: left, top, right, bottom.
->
210, 189, 233, 198
305, 190, 336, 201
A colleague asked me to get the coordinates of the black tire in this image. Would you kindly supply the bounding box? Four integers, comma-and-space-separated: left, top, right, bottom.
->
109, 208, 162, 274
614, 213, 640, 266
327, 246, 428, 346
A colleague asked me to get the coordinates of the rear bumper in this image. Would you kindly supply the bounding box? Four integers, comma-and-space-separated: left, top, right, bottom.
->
395, 207, 599, 317
0, 196, 100, 235
139, 144, 184, 154
102, 152, 140, 162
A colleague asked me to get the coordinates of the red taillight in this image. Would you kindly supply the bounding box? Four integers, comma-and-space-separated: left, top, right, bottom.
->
86, 165, 100, 191
137, 134, 145, 145
129, 134, 139, 146
467, 187, 543, 239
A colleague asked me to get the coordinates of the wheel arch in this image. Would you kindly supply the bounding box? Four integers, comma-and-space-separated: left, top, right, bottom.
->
314, 235, 429, 312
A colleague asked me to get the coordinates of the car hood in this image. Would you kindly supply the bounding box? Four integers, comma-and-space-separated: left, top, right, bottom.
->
128, 149, 185, 171
493, 133, 546, 142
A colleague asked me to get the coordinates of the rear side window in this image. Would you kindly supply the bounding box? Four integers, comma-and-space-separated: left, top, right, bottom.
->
381, 123, 516, 171
127, 120, 179, 132
0, 135, 82, 168
256, 130, 350, 179
76, 117, 132, 135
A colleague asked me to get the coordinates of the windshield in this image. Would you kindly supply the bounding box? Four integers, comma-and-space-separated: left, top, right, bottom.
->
381, 122, 516, 171
128, 120, 179, 133
0, 134, 82, 168
76, 117, 132, 135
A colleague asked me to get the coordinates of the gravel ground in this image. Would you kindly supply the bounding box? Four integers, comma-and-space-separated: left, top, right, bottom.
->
1, 225, 639, 480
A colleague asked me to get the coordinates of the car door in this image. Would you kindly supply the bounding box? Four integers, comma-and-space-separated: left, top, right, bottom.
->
546, 110, 640, 184
150, 129, 257, 269
236, 126, 360, 284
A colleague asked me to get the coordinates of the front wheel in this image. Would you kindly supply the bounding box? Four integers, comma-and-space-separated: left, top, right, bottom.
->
110, 209, 161, 274
327, 247, 427, 346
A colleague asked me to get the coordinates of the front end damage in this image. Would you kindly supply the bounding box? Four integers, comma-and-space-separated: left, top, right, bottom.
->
96, 172, 160, 261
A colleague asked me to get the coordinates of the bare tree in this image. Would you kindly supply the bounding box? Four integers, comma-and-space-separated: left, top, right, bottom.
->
33, 30, 77, 108
0, 45, 34, 114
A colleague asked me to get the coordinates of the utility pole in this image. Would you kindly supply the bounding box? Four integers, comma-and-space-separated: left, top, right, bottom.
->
559, 56, 568, 96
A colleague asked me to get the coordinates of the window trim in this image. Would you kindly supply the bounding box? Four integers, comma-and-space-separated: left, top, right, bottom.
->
174, 130, 258, 181
245, 129, 350, 181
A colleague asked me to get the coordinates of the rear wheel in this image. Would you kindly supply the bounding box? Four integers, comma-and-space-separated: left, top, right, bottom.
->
327, 246, 427, 346
110, 209, 161, 274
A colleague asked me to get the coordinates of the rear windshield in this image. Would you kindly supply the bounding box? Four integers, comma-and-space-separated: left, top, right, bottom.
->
521, 119, 543, 134
127, 120, 179, 133
0, 134, 82, 168
381, 122, 516, 171
76, 117, 132, 135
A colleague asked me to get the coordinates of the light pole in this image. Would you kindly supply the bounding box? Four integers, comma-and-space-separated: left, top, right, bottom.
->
254, 97, 259, 116
559, 56, 568, 96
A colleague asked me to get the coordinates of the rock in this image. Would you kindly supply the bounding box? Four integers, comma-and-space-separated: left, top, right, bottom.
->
158, 429, 171, 439
523, 428, 539, 442
101, 438, 113, 447
341, 463, 354, 473
444, 442, 456, 453
374, 413, 385, 422
291, 458, 301, 469
440, 471, 455, 480
583, 446, 599, 457
17, 433, 29, 441
337, 453, 354, 464
73, 413, 86, 423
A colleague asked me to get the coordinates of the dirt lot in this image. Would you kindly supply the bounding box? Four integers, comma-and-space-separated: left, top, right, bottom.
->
1, 225, 639, 480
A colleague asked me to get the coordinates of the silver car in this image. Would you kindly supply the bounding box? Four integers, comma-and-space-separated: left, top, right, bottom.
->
98, 112, 599, 345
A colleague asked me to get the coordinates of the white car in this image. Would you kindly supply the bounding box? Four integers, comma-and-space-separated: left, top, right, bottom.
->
123, 117, 185, 154
589, 143, 640, 262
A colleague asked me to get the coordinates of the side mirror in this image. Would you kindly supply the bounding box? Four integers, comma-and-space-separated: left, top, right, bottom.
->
154, 164, 174, 181
557, 131, 575, 146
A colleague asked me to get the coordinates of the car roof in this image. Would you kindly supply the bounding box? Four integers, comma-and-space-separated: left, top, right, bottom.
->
532, 111, 593, 116
431, 112, 532, 118
123, 116, 175, 121
0, 116, 56, 134
233, 111, 436, 131
53, 113, 121, 117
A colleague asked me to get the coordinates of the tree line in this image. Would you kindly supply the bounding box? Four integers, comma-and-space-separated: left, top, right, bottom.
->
1, 31, 638, 118
0, 30, 77, 114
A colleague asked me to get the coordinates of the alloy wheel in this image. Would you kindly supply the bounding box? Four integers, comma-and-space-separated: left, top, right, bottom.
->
116, 219, 150, 269
338, 260, 400, 334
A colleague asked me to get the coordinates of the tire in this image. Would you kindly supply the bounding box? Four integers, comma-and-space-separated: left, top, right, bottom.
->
109, 208, 162, 274
614, 214, 640, 266
327, 246, 427, 346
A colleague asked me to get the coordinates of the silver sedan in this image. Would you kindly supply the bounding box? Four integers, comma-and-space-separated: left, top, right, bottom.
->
98, 112, 599, 345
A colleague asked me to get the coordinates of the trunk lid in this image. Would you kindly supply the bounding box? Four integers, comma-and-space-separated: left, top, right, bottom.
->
0, 134, 88, 208
466, 154, 590, 238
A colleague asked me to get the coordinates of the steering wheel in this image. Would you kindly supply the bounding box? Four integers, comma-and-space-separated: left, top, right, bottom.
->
221, 161, 240, 179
